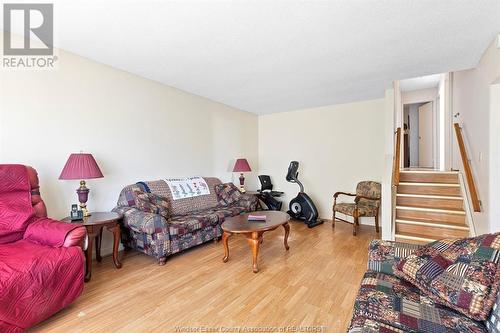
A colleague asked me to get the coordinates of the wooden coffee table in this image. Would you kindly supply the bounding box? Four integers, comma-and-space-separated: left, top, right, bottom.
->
221, 211, 290, 273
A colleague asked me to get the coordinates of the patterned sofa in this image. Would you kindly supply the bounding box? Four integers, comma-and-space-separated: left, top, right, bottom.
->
113, 177, 258, 265
348, 239, 500, 333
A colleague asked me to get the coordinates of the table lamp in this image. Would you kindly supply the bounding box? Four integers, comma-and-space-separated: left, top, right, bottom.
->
233, 158, 251, 192
59, 153, 103, 217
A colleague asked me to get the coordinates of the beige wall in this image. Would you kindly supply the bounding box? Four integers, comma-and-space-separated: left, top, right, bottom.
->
489, 82, 500, 232
401, 88, 438, 105
258, 99, 386, 225
0, 47, 258, 254
452, 35, 500, 234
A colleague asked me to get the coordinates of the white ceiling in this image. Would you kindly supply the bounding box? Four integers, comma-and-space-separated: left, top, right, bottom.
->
5, 1, 500, 114
399, 74, 441, 92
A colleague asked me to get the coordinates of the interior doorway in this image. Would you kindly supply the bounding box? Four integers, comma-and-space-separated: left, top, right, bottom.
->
403, 101, 434, 168
397, 73, 452, 170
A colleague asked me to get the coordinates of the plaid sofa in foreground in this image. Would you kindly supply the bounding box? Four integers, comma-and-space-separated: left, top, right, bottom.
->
113, 177, 257, 264
348, 240, 500, 333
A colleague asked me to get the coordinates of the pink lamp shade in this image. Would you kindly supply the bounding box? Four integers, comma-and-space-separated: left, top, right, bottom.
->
59, 153, 103, 180
233, 158, 252, 173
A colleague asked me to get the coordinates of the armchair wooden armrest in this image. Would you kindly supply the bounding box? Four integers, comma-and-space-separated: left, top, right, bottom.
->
354, 195, 381, 203
333, 192, 356, 199
333, 192, 357, 208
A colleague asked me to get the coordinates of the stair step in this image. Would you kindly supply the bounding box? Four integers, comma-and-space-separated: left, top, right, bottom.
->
395, 232, 437, 245
398, 182, 461, 197
396, 206, 465, 224
396, 194, 464, 211
395, 219, 469, 239
396, 206, 465, 215
393, 216, 467, 227
400, 171, 459, 184
396, 219, 469, 230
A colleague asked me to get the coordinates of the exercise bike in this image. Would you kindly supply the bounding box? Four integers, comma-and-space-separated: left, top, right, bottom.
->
286, 161, 324, 228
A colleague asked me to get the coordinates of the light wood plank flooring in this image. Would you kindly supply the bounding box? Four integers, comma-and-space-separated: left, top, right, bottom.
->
32, 221, 378, 333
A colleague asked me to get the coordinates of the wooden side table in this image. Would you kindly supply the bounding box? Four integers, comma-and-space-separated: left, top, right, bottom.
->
63, 212, 123, 282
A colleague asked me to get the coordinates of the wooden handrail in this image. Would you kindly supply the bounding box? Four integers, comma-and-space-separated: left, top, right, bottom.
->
454, 123, 481, 212
392, 127, 401, 186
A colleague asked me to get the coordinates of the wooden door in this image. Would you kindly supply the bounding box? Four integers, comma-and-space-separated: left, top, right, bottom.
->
418, 102, 433, 168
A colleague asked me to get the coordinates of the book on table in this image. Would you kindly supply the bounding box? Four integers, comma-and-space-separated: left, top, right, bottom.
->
247, 214, 266, 222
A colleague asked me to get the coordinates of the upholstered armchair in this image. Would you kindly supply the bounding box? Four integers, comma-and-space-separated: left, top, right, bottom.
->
0, 165, 86, 332
332, 181, 381, 236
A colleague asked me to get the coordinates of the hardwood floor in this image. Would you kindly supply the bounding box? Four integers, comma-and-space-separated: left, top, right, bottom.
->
32, 220, 378, 333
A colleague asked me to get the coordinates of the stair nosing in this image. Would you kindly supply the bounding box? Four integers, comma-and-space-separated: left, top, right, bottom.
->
396, 205, 466, 215
399, 182, 460, 187
395, 233, 437, 242
396, 193, 463, 200
395, 219, 469, 230
400, 170, 458, 175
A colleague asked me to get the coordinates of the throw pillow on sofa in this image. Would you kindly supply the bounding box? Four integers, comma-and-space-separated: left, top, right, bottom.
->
394, 232, 500, 321
132, 189, 170, 219
215, 183, 242, 206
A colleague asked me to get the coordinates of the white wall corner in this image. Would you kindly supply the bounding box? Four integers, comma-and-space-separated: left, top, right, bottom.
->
496, 34, 500, 48
381, 88, 396, 240
381, 156, 395, 241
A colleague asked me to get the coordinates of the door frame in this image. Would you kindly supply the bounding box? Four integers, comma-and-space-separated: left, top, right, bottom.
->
402, 101, 435, 168
395, 73, 453, 171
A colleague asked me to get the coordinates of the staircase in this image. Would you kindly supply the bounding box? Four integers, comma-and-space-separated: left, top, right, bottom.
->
394, 170, 470, 244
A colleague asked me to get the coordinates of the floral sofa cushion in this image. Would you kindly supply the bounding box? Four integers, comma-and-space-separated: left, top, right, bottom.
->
167, 205, 251, 238
168, 211, 224, 237
348, 270, 487, 333
395, 233, 500, 321
334, 202, 378, 217
368, 239, 423, 275
132, 189, 170, 219
215, 182, 242, 206
212, 206, 247, 218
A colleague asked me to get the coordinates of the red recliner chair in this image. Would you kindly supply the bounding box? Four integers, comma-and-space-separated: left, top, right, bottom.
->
0, 165, 87, 332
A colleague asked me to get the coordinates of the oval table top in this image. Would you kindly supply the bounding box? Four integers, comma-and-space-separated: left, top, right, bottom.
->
221, 211, 290, 233
62, 211, 123, 226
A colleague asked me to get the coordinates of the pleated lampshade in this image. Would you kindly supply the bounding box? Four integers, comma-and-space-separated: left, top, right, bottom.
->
233, 158, 252, 172
59, 153, 104, 180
